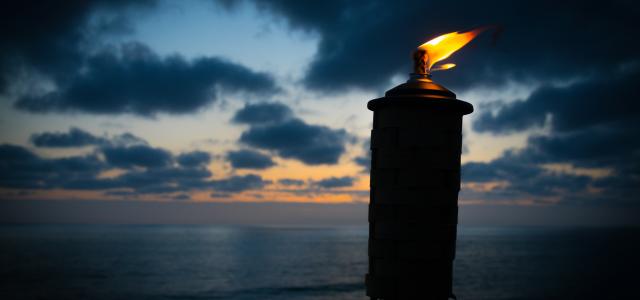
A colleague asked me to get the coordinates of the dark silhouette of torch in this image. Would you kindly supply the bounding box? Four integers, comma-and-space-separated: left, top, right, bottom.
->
365, 28, 483, 300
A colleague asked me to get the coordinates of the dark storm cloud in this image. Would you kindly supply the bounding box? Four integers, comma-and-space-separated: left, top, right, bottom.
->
30, 127, 108, 148
0, 0, 156, 94
521, 125, 640, 169
0, 144, 105, 189
472, 70, 640, 168
15, 42, 278, 115
176, 151, 212, 168
313, 176, 355, 189
210, 174, 271, 192
31, 128, 149, 150
474, 71, 640, 135
62, 153, 264, 195
0, 141, 267, 196
461, 148, 616, 205
64, 166, 212, 193
233, 102, 352, 165
2, 1, 277, 115
227, 149, 275, 169
459, 63, 640, 206
278, 178, 305, 186
246, 0, 639, 91
590, 162, 640, 205
516, 129, 640, 205
102, 144, 173, 169
111, 167, 211, 192
462, 151, 591, 198
232, 102, 292, 125
240, 118, 351, 165
0, 142, 361, 199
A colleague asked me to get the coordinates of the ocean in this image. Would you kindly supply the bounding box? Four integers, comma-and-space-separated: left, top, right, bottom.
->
1, 225, 638, 300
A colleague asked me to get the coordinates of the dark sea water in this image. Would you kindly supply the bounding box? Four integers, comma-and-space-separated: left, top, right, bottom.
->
1, 225, 638, 300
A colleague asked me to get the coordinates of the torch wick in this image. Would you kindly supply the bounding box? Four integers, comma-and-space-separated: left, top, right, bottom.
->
411, 48, 432, 80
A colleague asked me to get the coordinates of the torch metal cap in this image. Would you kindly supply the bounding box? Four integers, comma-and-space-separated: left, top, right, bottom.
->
385, 76, 456, 99
368, 75, 474, 115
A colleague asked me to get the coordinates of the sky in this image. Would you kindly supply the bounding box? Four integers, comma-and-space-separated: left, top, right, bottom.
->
1, 0, 639, 226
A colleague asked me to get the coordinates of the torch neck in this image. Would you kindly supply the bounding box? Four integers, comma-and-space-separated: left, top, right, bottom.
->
408, 72, 433, 83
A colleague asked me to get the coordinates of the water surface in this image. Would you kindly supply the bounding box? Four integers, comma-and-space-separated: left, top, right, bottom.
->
1, 225, 637, 299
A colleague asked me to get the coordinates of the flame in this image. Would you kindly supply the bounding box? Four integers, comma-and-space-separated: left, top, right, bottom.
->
431, 63, 456, 71
418, 27, 487, 73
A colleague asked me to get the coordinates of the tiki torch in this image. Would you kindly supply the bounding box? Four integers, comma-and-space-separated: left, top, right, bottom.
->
365, 28, 484, 300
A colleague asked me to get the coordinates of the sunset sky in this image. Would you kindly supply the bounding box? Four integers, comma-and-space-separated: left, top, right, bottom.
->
1, 0, 638, 225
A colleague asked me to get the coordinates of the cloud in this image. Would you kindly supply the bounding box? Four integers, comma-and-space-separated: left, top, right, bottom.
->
101, 144, 173, 169
30, 128, 149, 149
0, 0, 156, 94
0, 142, 367, 201
0, 141, 268, 197
232, 102, 292, 125
473, 71, 640, 135
227, 149, 275, 169
462, 151, 591, 199
100, 167, 212, 192
460, 155, 601, 206
1, 2, 277, 116
63, 165, 213, 194
239, 118, 350, 165
313, 176, 355, 189
462, 71, 640, 205
521, 126, 640, 169
353, 138, 370, 172
1, 130, 193, 193
0, 144, 105, 189
234, 102, 352, 165
472, 70, 640, 168
210, 174, 271, 192
278, 178, 305, 186
15, 42, 278, 116
248, 0, 640, 92
177, 151, 212, 168
30, 127, 108, 148
2, 126, 283, 197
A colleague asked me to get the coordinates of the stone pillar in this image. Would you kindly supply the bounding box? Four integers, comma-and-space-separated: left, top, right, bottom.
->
365, 78, 473, 300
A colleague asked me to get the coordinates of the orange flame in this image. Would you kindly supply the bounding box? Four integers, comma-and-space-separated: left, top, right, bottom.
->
418, 27, 487, 73
431, 63, 456, 71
